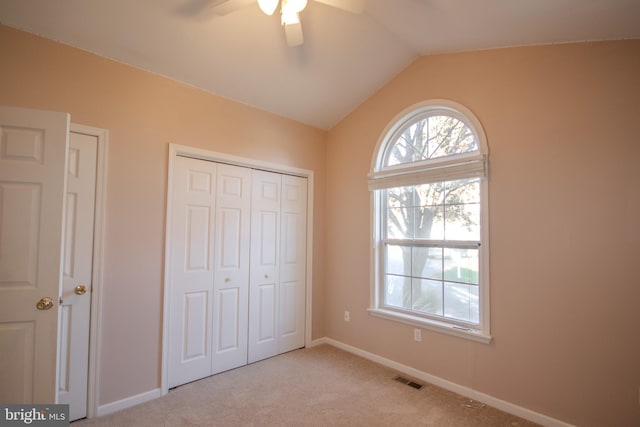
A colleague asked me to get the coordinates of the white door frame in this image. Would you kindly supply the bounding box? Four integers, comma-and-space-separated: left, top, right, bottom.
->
67, 123, 108, 418
161, 143, 314, 396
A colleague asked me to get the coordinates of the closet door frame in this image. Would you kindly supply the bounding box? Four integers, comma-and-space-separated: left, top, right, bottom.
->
161, 143, 314, 396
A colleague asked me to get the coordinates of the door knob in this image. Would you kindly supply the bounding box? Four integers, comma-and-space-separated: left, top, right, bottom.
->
36, 297, 54, 311
74, 285, 88, 295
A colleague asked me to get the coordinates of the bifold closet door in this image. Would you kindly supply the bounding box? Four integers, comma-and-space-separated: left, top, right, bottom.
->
248, 171, 281, 363
278, 174, 307, 354
211, 164, 251, 375
168, 156, 217, 388
169, 156, 306, 387
168, 157, 251, 386
248, 171, 307, 363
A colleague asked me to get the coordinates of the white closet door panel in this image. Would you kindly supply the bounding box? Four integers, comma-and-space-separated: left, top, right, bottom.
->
212, 164, 250, 374
59, 132, 97, 421
168, 156, 216, 388
279, 280, 298, 336
216, 288, 240, 350
183, 291, 209, 360
278, 175, 307, 354
256, 284, 277, 341
248, 170, 280, 363
187, 206, 211, 270
259, 212, 278, 266
219, 208, 242, 268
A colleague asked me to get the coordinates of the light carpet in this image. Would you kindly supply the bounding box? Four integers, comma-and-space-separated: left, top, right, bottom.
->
75, 344, 539, 426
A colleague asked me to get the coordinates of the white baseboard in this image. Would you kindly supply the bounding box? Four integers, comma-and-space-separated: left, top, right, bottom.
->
319, 337, 573, 427
310, 337, 329, 347
96, 388, 162, 417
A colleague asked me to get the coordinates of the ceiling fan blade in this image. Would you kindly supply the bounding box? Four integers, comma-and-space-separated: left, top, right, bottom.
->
209, 0, 257, 15
284, 22, 304, 46
313, 0, 364, 14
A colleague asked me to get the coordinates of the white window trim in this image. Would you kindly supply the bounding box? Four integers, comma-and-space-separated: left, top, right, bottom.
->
369, 99, 492, 344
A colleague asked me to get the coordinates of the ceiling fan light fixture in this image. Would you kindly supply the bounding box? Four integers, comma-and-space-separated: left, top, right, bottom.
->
284, 21, 304, 46
281, 7, 300, 25
285, 0, 308, 13
258, 0, 279, 15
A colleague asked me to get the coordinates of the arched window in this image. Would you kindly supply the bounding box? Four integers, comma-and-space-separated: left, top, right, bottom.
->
368, 100, 491, 343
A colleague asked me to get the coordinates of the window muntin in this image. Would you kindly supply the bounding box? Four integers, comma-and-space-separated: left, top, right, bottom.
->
370, 100, 490, 342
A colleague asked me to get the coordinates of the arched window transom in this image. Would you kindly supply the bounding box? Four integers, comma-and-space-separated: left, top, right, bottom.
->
382, 111, 479, 169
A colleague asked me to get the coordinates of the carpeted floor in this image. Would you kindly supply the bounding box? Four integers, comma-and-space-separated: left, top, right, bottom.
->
74, 344, 540, 426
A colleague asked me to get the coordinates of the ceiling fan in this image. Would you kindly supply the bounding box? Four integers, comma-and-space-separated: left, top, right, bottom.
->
210, 0, 365, 47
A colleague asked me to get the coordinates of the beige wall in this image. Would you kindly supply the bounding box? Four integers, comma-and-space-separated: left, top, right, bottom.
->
325, 41, 640, 426
0, 25, 326, 405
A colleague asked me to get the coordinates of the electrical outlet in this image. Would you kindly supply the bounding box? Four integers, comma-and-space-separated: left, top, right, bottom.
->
344, 310, 350, 322
414, 328, 422, 342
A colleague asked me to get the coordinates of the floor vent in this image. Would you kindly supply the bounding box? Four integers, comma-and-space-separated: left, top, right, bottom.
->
394, 375, 423, 390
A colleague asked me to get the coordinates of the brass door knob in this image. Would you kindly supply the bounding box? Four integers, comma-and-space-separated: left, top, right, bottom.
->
74, 285, 88, 295
36, 297, 54, 311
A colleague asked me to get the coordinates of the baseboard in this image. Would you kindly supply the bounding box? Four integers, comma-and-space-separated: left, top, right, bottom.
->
96, 388, 162, 417
321, 337, 573, 427
310, 337, 329, 347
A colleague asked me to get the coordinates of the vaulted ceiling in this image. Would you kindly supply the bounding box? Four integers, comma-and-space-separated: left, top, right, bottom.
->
1, 0, 639, 129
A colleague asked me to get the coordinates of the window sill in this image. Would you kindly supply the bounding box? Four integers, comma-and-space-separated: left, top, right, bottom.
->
367, 308, 492, 344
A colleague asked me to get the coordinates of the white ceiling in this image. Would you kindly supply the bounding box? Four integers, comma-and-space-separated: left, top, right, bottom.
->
1, 0, 639, 129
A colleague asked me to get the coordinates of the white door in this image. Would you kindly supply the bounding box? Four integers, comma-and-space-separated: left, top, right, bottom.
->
58, 132, 97, 420
169, 159, 251, 384
278, 175, 307, 354
0, 106, 69, 404
248, 172, 307, 362
211, 164, 251, 374
168, 156, 306, 387
248, 170, 281, 363
168, 156, 217, 388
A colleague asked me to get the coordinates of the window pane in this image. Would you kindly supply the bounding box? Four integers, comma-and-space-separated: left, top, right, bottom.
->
443, 248, 479, 284
445, 178, 479, 204
426, 116, 478, 160
415, 182, 445, 206
387, 207, 413, 238
386, 245, 411, 276
444, 203, 479, 240
387, 186, 414, 209
412, 278, 443, 315
382, 114, 479, 169
412, 247, 442, 280
384, 275, 411, 309
413, 206, 444, 239
385, 130, 426, 166
444, 178, 480, 241
444, 282, 479, 324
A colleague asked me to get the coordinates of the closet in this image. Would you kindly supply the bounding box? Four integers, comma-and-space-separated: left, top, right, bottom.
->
167, 155, 307, 388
